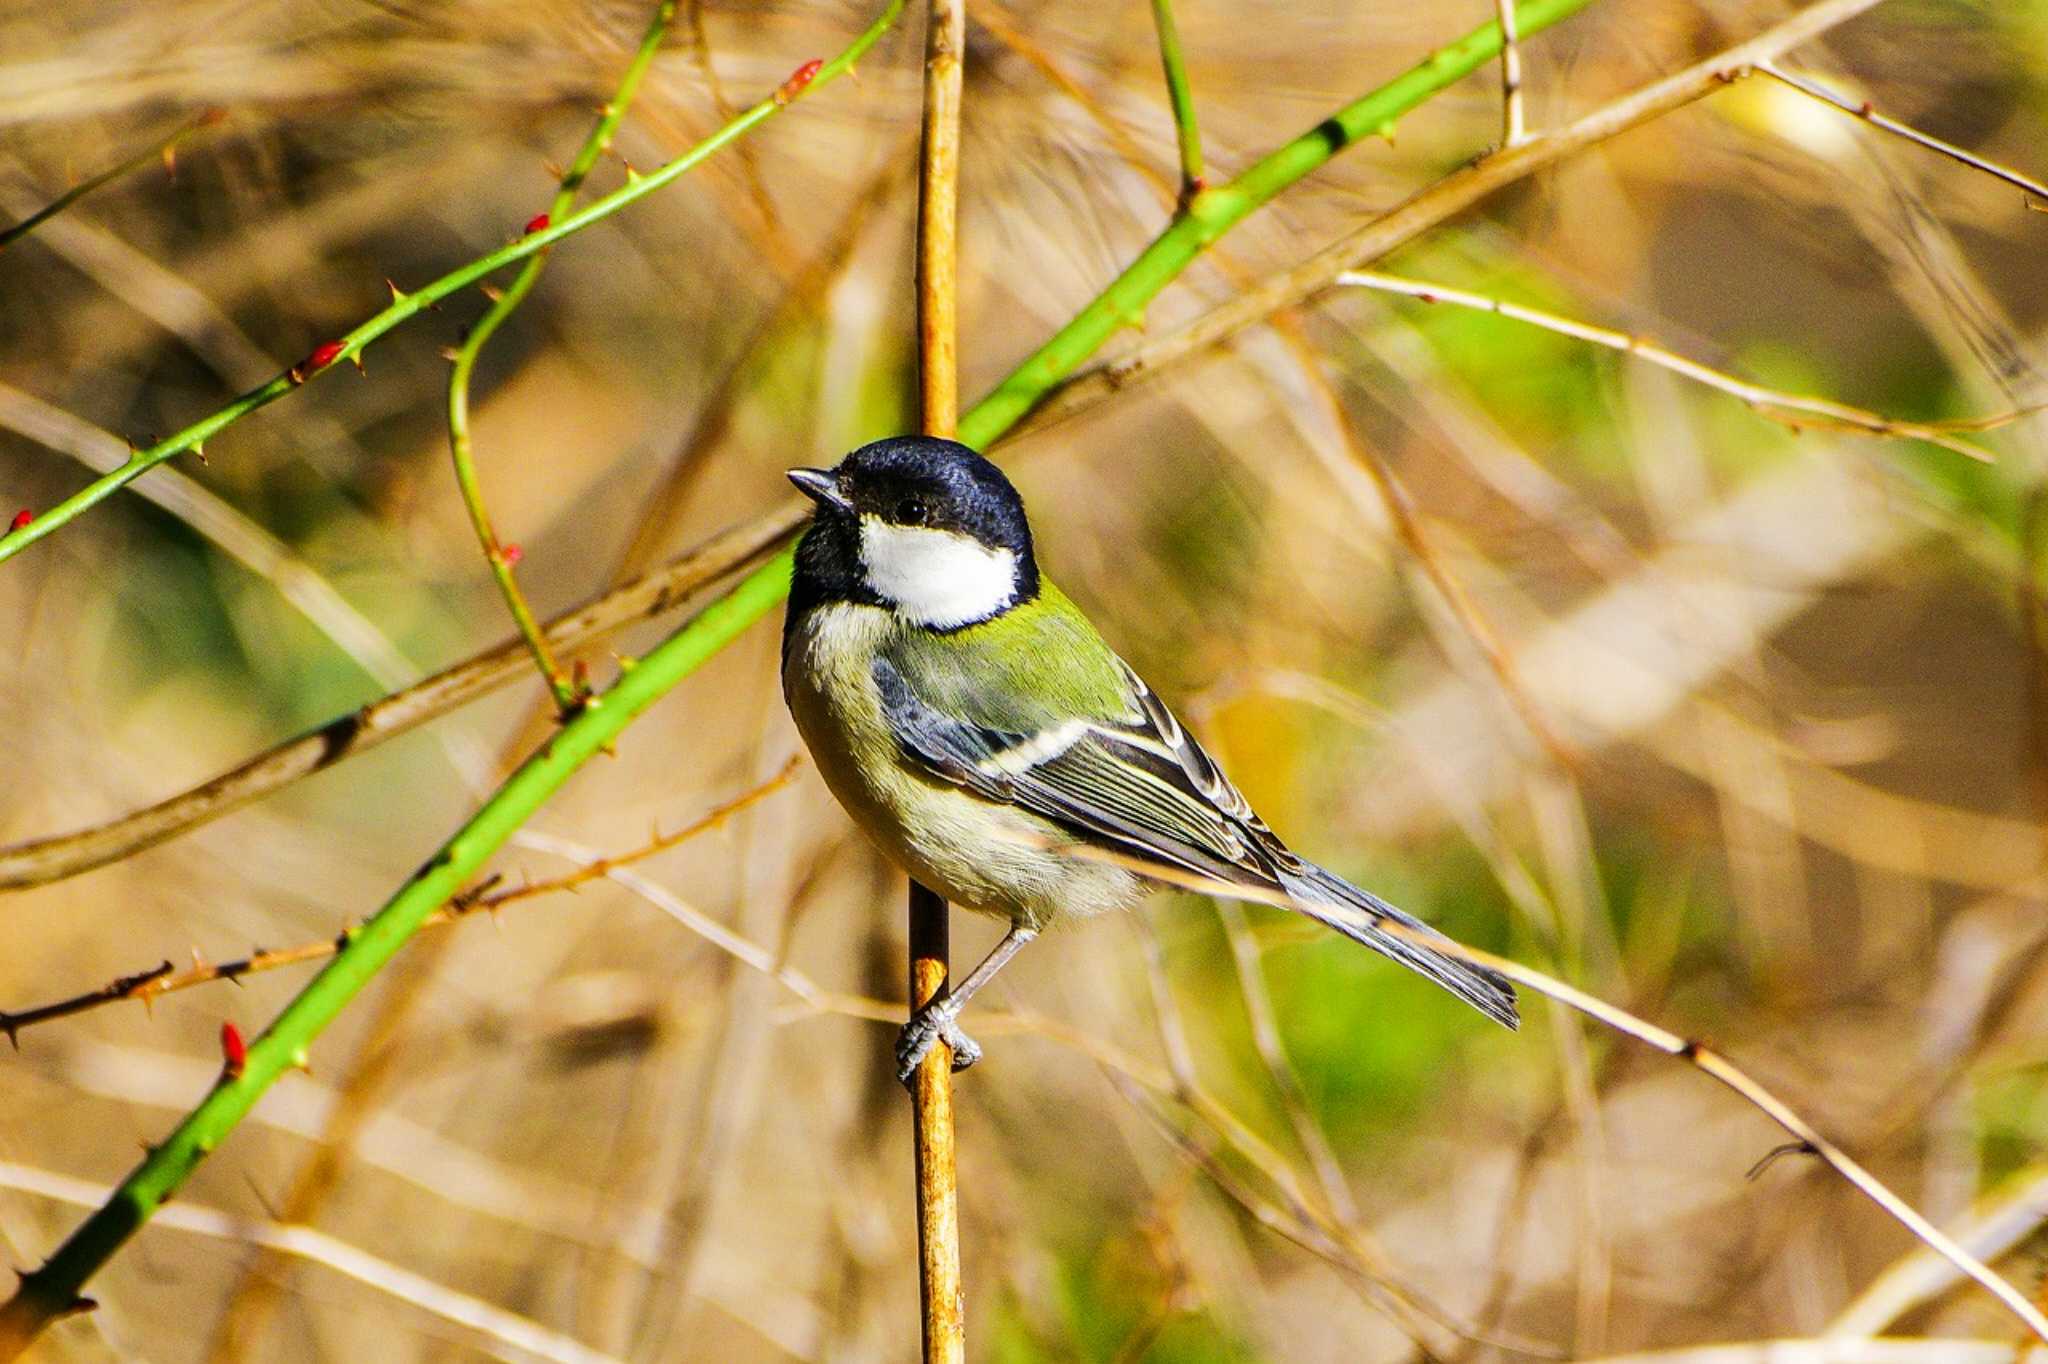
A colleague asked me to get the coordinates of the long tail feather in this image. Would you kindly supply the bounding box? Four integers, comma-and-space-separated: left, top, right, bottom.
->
1278, 864, 1520, 1030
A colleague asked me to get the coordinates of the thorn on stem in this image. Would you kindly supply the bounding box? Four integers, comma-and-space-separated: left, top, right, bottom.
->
191, 441, 207, 465
501, 542, 524, 567
524, 212, 550, 235
386, 277, 408, 303
8, 509, 30, 534
219, 1021, 247, 1079
775, 58, 825, 105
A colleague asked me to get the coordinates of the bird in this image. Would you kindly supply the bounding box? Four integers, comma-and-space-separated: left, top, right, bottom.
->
780, 436, 1518, 1084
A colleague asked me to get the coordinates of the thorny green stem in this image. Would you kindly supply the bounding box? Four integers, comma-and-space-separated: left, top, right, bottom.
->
0, 109, 226, 253
0, 0, 1601, 1350
0, 0, 906, 570
1148, 0, 1204, 202
0, 563, 790, 1358
961, 0, 1597, 447
448, 0, 679, 716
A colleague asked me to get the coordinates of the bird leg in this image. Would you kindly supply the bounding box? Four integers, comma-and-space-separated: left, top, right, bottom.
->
896, 924, 1037, 1085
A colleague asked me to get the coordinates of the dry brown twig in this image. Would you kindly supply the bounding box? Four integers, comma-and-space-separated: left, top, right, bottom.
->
1756, 61, 2048, 208
1335, 269, 2037, 461
910, 1, 968, 1360
0, 761, 801, 1043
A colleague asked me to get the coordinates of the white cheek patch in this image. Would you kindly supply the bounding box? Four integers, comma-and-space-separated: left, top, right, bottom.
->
859, 518, 1018, 628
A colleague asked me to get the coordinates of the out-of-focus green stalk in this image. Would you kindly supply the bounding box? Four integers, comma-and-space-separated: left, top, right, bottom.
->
0, 109, 226, 252
1148, 0, 1204, 199
448, 0, 679, 715
0, 0, 906, 570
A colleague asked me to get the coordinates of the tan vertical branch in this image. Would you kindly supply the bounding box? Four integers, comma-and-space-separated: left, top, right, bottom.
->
911, 1, 967, 1362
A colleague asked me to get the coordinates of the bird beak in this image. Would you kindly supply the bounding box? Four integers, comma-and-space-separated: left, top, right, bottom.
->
787, 467, 853, 515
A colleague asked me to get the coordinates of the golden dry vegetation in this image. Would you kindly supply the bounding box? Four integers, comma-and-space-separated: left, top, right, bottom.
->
2, 1, 2047, 1361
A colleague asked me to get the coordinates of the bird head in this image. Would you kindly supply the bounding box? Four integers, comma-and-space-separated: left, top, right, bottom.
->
788, 436, 1038, 629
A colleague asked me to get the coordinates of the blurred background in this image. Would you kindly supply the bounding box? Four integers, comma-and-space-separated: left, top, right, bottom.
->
2, 0, 2047, 1359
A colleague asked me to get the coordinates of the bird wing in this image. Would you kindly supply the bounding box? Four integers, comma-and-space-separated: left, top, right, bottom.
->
871, 648, 1286, 890
872, 643, 1521, 1030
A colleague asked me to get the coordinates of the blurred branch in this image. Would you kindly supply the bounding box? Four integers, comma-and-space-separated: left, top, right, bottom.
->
911, 0, 966, 1357
605, 138, 916, 584
0, 0, 907, 569
446, 0, 677, 718
1757, 61, 2048, 206
1828, 1162, 2048, 1337
683, 0, 794, 264
0, 759, 797, 1041
0, 509, 796, 891
1275, 322, 1580, 764
1336, 269, 2032, 461
1135, 918, 1557, 1357
1579, 1344, 2047, 1364
0, 108, 223, 252
1147, 0, 1204, 202
0, 1161, 621, 1364
0, 384, 419, 691
1049, 842, 2048, 1345
1495, 0, 1526, 147
1023, 0, 1894, 436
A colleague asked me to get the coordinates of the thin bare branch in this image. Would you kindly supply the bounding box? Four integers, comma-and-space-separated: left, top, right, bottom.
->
0, 763, 799, 1041
1336, 269, 2031, 461
1758, 61, 2048, 205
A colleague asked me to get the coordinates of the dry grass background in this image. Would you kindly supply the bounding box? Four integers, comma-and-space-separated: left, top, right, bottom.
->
2, 0, 2048, 1360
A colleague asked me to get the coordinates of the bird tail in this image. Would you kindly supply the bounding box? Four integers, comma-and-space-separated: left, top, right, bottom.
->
1277, 863, 1520, 1030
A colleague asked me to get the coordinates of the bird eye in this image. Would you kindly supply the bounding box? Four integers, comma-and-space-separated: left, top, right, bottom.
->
896, 498, 929, 525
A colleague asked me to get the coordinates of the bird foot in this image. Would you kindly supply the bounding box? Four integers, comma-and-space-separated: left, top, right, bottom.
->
896, 1000, 981, 1086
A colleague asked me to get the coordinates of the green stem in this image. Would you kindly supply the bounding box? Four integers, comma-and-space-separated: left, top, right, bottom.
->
448, 0, 679, 716
0, 0, 1601, 1348
0, 0, 907, 571
1148, 0, 1203, 199
964, 0, 1596, 448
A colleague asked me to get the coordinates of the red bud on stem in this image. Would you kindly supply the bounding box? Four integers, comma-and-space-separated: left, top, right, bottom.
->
219, 1021, 247, 1079
775, 59, 824, 105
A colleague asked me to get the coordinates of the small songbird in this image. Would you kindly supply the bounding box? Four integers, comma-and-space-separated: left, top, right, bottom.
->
781, 437, 1517, 1084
